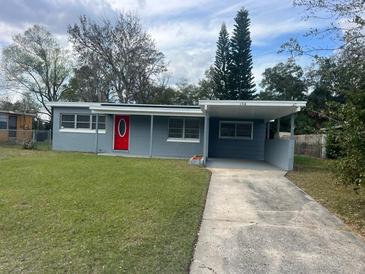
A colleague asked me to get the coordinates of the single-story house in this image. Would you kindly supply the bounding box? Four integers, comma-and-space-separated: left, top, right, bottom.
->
48, 100, 306, 170
0, 110, 34, 143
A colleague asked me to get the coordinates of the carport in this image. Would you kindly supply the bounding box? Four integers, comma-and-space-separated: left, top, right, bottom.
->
199, 100, 306, 170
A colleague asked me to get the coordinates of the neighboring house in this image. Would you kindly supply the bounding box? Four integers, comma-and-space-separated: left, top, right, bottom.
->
48, 100, 306, 170
0, 110, 34, 143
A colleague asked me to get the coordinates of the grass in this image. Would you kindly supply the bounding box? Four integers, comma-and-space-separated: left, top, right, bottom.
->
287, 155, 365, 238
0, 146, 211, 273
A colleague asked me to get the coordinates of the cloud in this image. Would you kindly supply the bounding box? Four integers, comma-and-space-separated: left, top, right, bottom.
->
106, 0, 210, 17
0, 0, 116, 35
146, 0, 315, 85
0, 0, 323, 89
212, 0, 291, 18
149, 21, 219, 50
164, 47, 214, 84
0, 22, 29, 47
250, 19, 312, 45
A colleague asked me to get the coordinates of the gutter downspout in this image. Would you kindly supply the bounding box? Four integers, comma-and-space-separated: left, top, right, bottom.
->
203, 105, 209, 165
290, 114, 295, 139
95, 113, 99, 154
149, 115, 154, 157
288, 114, 296, 170
275, 118, 280, 139
266, 121, 270, 139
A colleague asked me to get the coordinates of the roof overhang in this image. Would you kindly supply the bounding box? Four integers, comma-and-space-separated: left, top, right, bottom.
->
89, 105, 204, 117
47, 100, 306, 120
199, 100, 306, 120
47, 102, 100, 108
47, 102, 204, 117
0, 110, 36, 116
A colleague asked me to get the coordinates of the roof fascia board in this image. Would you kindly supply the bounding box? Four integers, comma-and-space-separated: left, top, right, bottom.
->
47, 102, 99, 108
90, 106, 204, 117
91, 109, 204, 117
0, 110, 36, 116
199, 100, 307, 107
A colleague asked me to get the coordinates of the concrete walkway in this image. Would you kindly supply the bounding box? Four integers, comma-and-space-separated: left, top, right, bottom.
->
190, 160, 365, 274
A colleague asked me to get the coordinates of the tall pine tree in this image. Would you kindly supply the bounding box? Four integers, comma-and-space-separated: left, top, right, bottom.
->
213, 23, 230, 99
228, 8, 255, 99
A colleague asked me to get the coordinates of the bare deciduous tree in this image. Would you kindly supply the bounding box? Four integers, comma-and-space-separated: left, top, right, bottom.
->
62, 53, 114, 102
68, 13, 166, 103
2, 25, 71, 116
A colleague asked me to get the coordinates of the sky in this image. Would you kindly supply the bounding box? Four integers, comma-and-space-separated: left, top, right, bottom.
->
0, 0, 335, 93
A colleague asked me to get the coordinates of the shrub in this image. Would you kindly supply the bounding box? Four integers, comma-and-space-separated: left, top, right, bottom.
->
23, 140, 35, 150
330, 92, 365, 186
326, 128, 343, 159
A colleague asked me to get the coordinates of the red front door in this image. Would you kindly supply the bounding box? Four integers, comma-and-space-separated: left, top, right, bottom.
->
114, 115, 129, 150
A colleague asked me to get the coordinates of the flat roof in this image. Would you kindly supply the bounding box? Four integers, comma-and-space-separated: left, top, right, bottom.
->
47, 102, 101, 108
0, 110, 36, 116
47, 100, 307, 120
100, 103, 200, 109
90, 105, 204, 117
199, 100, 306, 120
47, 102, 204, 117
199, 100, 306, 107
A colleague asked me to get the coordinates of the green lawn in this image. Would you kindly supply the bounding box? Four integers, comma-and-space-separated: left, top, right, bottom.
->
287, 155, 365, 238
0, 147, 210, 273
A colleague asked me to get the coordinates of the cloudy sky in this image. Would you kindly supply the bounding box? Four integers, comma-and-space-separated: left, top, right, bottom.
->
0, 0, 334, 90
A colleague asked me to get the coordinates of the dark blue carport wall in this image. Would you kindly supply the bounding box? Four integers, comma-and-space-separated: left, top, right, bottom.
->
208, 118, 266, 160
199, 100, 307, 170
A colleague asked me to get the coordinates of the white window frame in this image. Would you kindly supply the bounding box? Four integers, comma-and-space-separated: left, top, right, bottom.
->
59, 114, 106, 134
167, 117, 200, 143
76, 114, 92, 129
219, 121, 253, 140
91, 115, 106, 130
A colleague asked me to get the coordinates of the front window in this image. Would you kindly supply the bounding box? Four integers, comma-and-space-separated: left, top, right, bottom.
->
0, 113, 8, 129
219, 121, 253, 139
76, 115, 91, 129
60, 114, 106, 131
168, 118, 200, 141
184, 119, 200, 139
61, 114, 75, 129
92, 115, 106, 130
168, 118, 184, 138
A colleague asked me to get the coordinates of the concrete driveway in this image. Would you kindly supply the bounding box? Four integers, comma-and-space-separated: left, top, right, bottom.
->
190, 159, 365, 274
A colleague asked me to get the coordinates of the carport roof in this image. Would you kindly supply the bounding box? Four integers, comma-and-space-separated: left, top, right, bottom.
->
199, 100, 306, 120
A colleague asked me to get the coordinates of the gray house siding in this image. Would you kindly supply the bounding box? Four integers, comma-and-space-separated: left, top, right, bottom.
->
264, 139, 295, 170
128, 115, 151, 156
52, 107, 112, 153
52, 107, 203, 158
208, 117, 266, 160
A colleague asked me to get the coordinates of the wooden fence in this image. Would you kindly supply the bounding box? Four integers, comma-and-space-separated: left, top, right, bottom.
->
280, 133, 327, 158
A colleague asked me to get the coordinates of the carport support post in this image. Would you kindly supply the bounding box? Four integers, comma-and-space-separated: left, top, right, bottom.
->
290, 114, 295, 139
275, 118, 280, 139
203, 113, 209, 162
95, 113, 99, 154
149, 115, 154, 157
